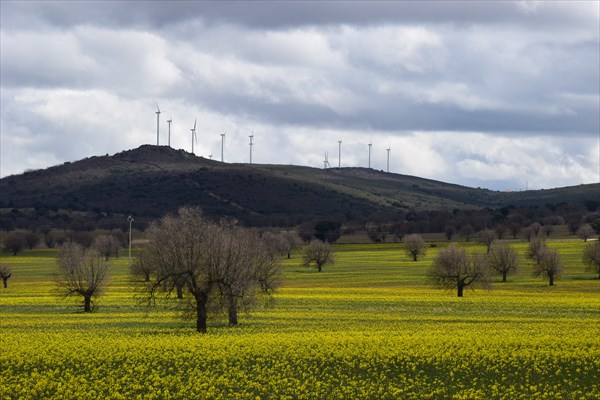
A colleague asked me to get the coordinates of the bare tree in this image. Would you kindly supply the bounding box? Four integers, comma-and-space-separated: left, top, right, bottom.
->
428, 244, 489, 297
140, 207, 215, 333
582, 241, 600, 279
56, 242, 110, 312
92, 234, 121, 261
526, 237, 546, 264
23, 232, 39, 250
529, 222, 542, 237
577, 225, 595, 242
487, 243, 519, 282
404, 234, 426, 261
138, 206, 282, 332
130, 252, 155, 282
459, 225, 474, 242
302, 240, 334, 272
0, 264, 12, 288
2, 233, 25, 256
533, 247, 562, 286
478, 229, 497, 253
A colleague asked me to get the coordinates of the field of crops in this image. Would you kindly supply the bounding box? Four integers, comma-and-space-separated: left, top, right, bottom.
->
1, 240, 598, 399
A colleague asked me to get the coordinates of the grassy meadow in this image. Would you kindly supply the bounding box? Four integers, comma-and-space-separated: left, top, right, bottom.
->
1, 240, 598, 399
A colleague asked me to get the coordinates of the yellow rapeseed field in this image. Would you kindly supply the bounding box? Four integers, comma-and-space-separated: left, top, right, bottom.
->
1, 241, 598, 399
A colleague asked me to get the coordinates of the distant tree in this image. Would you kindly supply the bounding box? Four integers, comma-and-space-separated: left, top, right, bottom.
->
494, 225, 507, 240
314, 221, 342, 243
302, 240, 334, 272
404, 234, 426, 261
459, 224, 474, 242
0, 264, 12, 288
428, 244, 489, 297
366, 223, 385, 243
528, 222, 542, 237
487, 243, 519, 282
591, 217, 600, 236
582, 241, 600, 279
508, 222, 521, 239
577, 225, 595, 242
567, 215, 582, 235
444, 225, 456, 241
2, 233, 25, 256
131, 252, 154, 282
92, 234, 121, 261
541, 224, 554, 237
69, 231, 93, 248
533, 247, 562, 286
526, 237, 546, 264
391, 221, 408, 242
56, 242, 110, 312
478, 229, 497, 253
23, 232, 39, 250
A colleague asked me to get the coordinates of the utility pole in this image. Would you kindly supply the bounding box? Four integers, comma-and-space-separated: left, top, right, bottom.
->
127, 215, 134, 266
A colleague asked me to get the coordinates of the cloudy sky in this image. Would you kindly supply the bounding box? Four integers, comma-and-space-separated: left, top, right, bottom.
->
1, 1, 598, 190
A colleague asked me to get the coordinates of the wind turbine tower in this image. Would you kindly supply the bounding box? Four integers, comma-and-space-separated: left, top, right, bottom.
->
386, 147, 391, 173
338, 140, 342, 168
368, 142, 372, 169
155, 103, 161, 146
167, 116, 172, 147
249, 133, 254, 164
220, 131, 226, 162
190, 119, 197, 154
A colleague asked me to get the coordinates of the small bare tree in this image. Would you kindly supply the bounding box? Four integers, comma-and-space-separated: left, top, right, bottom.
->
478, 229, 497, 253
487, 243, 519, 282
526, 237, 546, 264
2, 233, 25, 256
582, 241, 600, 279
404, 234, 426, 261
92, 234, 121, 261
533, 247, 562, 286
0, 264, 12, 288
56, 242, 110, 312
302, 240, 334, 272
577, 225, 595, 242
428, 244, 489, 297
130, 252, 155, 282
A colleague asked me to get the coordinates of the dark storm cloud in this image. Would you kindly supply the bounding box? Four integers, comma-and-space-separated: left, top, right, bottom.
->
2, 0, 593, 30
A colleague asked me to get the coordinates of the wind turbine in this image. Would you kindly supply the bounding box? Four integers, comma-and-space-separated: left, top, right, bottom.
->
368, 142, 372, 169
190, 119, 197, 154
220, 130, 226, 162
249, 132, 254, 164
386, 146, 391, 173
155, 102, 161, 146
338, 140, 342, 168
167, 116, 172, 147
323, 150, 331, 169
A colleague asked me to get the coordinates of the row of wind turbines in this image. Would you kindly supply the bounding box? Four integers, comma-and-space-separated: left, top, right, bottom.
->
154, 104, 391, 172
322, 140, 391, 172
154, 103, 242, 163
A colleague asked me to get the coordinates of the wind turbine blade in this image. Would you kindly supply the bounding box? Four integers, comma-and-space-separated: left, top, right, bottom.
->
193, 118, 197, 130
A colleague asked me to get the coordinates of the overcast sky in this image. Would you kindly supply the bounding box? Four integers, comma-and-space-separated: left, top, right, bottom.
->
1, 1, 599, 190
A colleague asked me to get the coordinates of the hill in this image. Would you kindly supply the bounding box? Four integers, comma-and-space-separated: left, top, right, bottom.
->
1, 145, 598, 228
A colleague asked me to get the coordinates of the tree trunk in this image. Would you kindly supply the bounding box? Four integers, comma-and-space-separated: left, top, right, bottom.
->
502, 271, 507, 282
412, 253, 417, 262
176, 282, 184, 299
144, 272, 150, 282
287, 252, 291, 259
195, 293, 208, 333
318, 263, 322, 272
228, 294, 238, 326
549, 273, 554, 286
2, 277, 7, 288
457, 283, 464, 297
83, 294, 92, 312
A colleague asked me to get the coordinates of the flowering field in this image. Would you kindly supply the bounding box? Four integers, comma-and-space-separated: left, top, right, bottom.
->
1, 242, 598, 399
